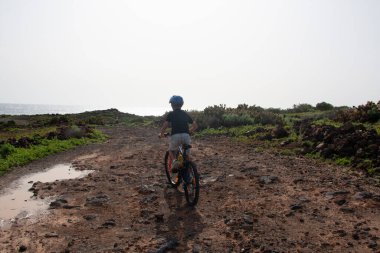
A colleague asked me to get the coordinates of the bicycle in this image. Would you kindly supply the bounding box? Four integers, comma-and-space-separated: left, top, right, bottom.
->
163, 133, 200, 206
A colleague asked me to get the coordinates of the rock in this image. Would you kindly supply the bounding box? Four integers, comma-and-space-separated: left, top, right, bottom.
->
83, 214, 97, 221
297, 196, 310, 203
243, 213, 254, 225
272, 125, 289, 138
137, 185, 156, 194
259, 176, 278, 184
368, 241, 377, 249
290, 204, 303, 210
49, 198, 68, 209
153, 239, 179, 253
100, 219, 116, 228
192, 244, 202, 253
140, 195, 159, 205
63, 204, 80, 209
353, 191, 373, 200
334, 230, 347, 237
324, 191, 350, 199
45, 232, 59, 238
140, 209, 153, 218
155, 214, 164, 223
285, 212, 294, 217
334, 199, 347, 206
293, 177, 304, 184
352, 233, 360, 240
124, 154, 134, 159
340, 207, 355, 214
19, 245, 27, 252
320, 147, 334, 158
244, 130, 255, 137
316, 142, 326, 150
280, 140, 292, 146
257, 134, 273, 141
85, 194, 110, 206
240, 166, 258, 173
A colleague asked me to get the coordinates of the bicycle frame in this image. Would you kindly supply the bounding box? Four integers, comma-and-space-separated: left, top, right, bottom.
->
163, 135, 199, 206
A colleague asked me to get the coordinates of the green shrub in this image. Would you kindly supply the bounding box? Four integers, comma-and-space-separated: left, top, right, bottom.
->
316, 102, 334, 111
48, 115, 70, 125
334, 101, 380, 123
222, 114, 254, 127
254, 111, 283, 125
292, 103, 315, 113
0, 143, 16, 159
87, 116, 104, 125
335, 157, 351, 166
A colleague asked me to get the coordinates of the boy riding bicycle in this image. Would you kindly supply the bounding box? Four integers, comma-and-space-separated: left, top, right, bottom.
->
159, 95, 198, 171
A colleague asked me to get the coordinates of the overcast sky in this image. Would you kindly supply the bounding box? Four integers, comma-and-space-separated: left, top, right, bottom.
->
0, 0, 379, 114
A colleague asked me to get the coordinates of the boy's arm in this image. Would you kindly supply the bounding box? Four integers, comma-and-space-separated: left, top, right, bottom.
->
159, 121, 170, 138
189, 121, 198, 134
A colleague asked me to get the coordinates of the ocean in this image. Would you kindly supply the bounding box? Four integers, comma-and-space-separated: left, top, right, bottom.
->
0, 103, 167, 116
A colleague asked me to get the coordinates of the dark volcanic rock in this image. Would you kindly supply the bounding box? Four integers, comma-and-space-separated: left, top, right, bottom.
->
85, 194, 110, 206
152, 239, 179, 253
353, 191, 373, 200
49, 198, 68, 209
259, 176, 278, 184
272, 125, 289, 138
83, 214, 98, 221
18, 245, 27, 252
100, 219, 116, 228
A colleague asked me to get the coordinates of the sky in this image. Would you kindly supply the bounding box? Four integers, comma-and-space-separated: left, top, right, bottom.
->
0, 0, 379, 115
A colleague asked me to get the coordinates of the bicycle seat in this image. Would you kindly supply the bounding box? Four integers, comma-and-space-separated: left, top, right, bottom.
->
182, 144, 192, 149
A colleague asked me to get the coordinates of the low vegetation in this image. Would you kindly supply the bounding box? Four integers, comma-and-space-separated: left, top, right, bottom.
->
190, 101, 380, 177
0, 109, 153, 175
1, 101, 380, 178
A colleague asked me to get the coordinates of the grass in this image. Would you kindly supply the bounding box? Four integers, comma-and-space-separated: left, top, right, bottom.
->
196, 125, 271, 138
365, 122, 380, 135
0, 126, 56, 141
313, 119, 343, 128
335, 157, 352, 166
0, 130, 107, 175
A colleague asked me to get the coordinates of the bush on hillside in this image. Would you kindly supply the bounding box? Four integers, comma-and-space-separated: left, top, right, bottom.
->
48, 115, 71, 126
291, 103, 314, 113
334, 101, 380, 123
0, 143, 16, 159
316, 102, 334, 111
253, 111, 284, 125
222, 113, 255, 127
0, 120, 17, 130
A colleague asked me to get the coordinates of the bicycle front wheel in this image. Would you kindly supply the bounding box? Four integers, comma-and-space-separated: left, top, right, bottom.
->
164, 151, 181, 187
183, 161, 200, 206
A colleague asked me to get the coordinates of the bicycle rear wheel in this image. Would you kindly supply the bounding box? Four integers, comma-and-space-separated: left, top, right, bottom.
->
164, 151, 181, 187
183, 161, 200, 206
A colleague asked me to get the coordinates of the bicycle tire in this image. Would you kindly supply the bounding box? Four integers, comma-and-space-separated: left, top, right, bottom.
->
183, 161, 200, 206
164, 151, 181, 187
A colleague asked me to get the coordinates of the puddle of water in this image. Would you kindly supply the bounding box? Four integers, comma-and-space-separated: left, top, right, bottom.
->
0, 163, 93, 228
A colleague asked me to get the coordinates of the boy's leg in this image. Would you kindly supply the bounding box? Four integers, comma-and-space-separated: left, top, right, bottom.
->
182, 133, 192, 160
169, 134, 180, 171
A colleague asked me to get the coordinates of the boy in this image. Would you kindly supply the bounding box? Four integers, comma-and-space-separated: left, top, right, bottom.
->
159, 95, 198, 171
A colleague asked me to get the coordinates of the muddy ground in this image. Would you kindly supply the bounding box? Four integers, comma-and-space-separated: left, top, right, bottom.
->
0, 125, 379, 253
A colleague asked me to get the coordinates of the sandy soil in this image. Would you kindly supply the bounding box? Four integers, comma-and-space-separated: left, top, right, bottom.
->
0, 125, 379, 253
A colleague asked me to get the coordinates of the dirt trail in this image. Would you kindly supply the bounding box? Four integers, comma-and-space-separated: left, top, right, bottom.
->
0, 126, 379, 253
